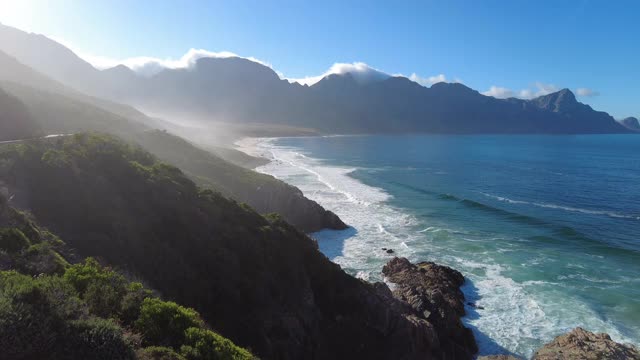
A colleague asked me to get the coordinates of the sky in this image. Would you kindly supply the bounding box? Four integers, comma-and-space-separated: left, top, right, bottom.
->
0, 0, 638, 118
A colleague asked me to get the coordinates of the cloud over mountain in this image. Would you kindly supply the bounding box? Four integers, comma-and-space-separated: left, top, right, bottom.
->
288, 62, 391, 85
483, 82, 561, 99
83, 48, 274, 77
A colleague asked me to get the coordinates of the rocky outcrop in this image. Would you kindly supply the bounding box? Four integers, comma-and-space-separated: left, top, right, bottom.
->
382, 257, 478, 359
533, 327, 640, 360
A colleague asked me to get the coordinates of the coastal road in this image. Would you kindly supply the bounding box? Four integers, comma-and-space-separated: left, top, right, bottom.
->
0, 134, 71, 145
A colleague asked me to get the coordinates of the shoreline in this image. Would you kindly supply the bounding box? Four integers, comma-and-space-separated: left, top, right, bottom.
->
231, 135, 640, 357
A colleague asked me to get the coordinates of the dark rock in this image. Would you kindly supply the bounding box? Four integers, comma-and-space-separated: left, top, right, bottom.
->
467, 302, 485, 310
382, 257, 478, 359
533, 327, 640, 360
386, 249, 394, 254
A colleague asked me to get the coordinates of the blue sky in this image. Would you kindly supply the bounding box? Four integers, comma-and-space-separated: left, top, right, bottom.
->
1, 0, 638, 118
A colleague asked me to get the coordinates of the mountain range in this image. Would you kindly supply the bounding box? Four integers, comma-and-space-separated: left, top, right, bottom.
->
0, 23, 632, 135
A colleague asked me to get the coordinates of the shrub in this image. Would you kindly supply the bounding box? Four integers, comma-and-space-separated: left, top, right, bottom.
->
120, 282, 153, 326
135, 298, 203, 348
0, 271, 58, 358
59, 317, 135, 360
18, 243, 68, 275
0, 228, 30, 253
180, 327, 254, 360
0, 271, 83, 359
136, 346, 187, 360
64, 258, 128, 318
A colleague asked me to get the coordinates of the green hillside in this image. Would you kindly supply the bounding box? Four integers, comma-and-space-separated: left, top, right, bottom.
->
0, 194, 253, 360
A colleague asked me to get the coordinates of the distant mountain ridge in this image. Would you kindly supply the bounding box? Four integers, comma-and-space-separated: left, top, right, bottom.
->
0, 23, 631, 135
620, 117, 640, 131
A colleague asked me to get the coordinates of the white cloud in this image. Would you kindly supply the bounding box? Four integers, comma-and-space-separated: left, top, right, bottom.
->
288, 62, 390, 85
482, 86, 515, 99
483, 82, 561, 99
409, 73, 447, 86
102, 49, 274, 77
576, 87, 600, 97
531, 82, 559, 97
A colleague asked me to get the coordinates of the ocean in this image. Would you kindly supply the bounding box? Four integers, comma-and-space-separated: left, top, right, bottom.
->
240, 134, 640, 357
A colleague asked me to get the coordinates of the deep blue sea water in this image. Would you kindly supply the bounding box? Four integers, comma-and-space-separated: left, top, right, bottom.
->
248, 134, 640, 357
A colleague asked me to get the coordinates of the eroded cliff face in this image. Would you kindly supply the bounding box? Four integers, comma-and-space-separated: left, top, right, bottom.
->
382, 257, 478, 359
533, 327, 640, 360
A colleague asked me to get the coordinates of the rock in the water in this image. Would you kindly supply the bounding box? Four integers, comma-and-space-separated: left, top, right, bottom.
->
386, 249, 394, 254
478, 356, 521, 360
382, 257, 478, 359
533, 327, 640, 360
467, 302, 485, 310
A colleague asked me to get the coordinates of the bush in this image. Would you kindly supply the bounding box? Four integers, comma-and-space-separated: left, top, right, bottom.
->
64, 258, 128, 318
136, 346, 187, 360
0, 271, 83, 359
135, 298, 203, 348
59, 317, 135, 360
18, 243, 68, 275
0, 228, 30, 253
180, 327, 254, 360
120, 282, 153, 326
0, 272, 58, 358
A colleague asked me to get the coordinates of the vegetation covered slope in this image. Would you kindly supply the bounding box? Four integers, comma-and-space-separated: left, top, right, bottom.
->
0, 133, 445, 359
0, 87, 42, 141
133, 130, 346, 232
0, 195, 253, 360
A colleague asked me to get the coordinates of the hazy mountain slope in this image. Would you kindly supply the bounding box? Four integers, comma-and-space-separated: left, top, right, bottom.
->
1, 81, 147, 137
0, 133, 451, 359
0, 87, 42, 141
0, 49, 154, 128
0, 23, 101, 94
0, 49, 70, 94
133, 130, 346, 232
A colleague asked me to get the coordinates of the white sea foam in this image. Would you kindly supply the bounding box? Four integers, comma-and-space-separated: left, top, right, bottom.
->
238, 137, 638, 358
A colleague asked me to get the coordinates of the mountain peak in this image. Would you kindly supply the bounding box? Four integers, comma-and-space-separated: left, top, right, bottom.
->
531, 88, 578, 112
620, 117, 640, 131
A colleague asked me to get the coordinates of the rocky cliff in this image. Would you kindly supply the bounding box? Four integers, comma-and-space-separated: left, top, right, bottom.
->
533, 327, 640, 360
382, 257, 478, 359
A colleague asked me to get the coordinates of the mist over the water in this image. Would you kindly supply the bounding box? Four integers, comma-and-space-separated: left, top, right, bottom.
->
250, 134, 640, 358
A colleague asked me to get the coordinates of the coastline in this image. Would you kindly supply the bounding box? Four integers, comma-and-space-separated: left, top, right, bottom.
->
232, 134, 640, 358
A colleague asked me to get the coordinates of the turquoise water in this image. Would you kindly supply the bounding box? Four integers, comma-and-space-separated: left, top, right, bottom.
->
251, 134, 640, 357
